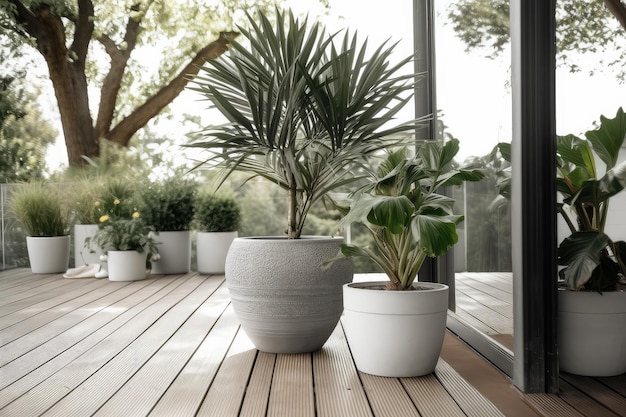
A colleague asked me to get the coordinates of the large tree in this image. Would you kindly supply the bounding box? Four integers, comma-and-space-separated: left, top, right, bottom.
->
447, 0, 626, 79
0, 0, 298, 167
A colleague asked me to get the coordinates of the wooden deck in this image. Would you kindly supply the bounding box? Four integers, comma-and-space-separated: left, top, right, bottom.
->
454, 272, 513, 350
0, 269, 624, 417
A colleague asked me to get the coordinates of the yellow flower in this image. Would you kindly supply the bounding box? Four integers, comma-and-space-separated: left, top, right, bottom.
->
99, 214, 110, 223
114, 199, 120, 205
132, 211, 140, 218
94, 201, 100, 207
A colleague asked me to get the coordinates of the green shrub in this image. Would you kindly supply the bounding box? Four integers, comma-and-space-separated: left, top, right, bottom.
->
139, 177, 197, 231
193, 192, 241, 232
8, 181, 70, 236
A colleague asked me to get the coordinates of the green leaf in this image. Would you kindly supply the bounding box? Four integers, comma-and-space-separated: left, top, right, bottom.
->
411, 213, 463, 256
366, 195, 414, 234
557, 231, 611, 289
585, 107, 626, 170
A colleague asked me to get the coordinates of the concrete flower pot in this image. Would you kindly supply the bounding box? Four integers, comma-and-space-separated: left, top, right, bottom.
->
225, 236, 353, 353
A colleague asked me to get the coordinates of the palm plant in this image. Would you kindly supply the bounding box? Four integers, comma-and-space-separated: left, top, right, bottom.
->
189, 8, 421, 238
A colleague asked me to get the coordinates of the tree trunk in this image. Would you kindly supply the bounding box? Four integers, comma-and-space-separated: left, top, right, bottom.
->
33, 4, 98, 167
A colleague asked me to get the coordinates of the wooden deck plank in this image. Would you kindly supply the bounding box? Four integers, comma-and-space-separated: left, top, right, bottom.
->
0, 274, 208, 417
561, 373, 626, 417
454, 295, 513, 335
0, 275, 182, 407
193, 325, 257, 417
0, 277, 162, 389
401, 376, 467, 417
0, 278, 109, 326
313, 324, 373, 417
0, 270, 622, 417
267, 354, 315, 417
37, 274, 217, 417
434, 359, 505, 417
0, 280, 136, 359
92, 283, 232, 417
455, 280, 512, 317
239, 351, 276, 417
456, 272, 513, 298
523, 393, 587, 417
556, 379, 621, 417
598, 374, 626, 397
0, 270, 52, 295
360, 373, 421, 417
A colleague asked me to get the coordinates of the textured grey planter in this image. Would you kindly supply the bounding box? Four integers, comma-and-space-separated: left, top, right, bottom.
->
225, 236, 353, 353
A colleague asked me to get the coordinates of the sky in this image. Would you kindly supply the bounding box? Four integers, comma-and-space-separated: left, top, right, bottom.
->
43, 0, 626, 170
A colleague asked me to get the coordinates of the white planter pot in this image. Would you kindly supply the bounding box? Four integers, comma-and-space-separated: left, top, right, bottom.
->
225, 236, 353, 353
107, 250, 148, 281
558, 289, 626, 376
73, 224, 101, 267
150, 231, 191, 275
343, 281, 449, 377
26, 235, 70, 274
196, 231, 238, 274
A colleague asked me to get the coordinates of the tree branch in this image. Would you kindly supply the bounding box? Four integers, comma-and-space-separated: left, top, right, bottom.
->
6, 0, 42, 39
105, 31, 239, 146
70, 0, 94, 65
604, 0, 626, 31
94, 8, 141, 139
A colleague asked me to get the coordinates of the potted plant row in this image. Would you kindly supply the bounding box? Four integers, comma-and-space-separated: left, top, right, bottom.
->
188, 8, 421, 353
556, 107, 626, 376
327, 140, 484, 377
193, 191, 241, 274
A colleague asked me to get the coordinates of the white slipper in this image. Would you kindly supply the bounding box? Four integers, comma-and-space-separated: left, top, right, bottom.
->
63, 264, 101, 279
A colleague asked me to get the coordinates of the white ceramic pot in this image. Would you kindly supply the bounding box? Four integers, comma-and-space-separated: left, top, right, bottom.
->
150, 231, 191, 274
196, 231, 238, 274
225, 236, 353, 353
107, 250, 148, 281
558, 289, 626, 376
342, 281, 449, 377
73, 224, 101, 267
26, 235, 71, 274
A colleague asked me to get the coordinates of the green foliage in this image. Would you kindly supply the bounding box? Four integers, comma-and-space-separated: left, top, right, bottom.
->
85, 199, 158, 258
67, 175, 137, 224
447, 0, 626, 80
0, 76, 56, 182
8, 181, 71, 236
138, 176, 197, 231
189, 8, 420, 238
329, 141, 485, 290
193, 192, 241, 232
556, 108, 626, 291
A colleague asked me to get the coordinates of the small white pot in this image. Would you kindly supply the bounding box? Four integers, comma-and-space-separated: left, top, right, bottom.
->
196, 231, 238, 274
342, 281, 449, 377
73, 224, 101, 267
150, 231, 191, 274
107, 250, 148, 281
26, 236, 70, 274
558, 289, 626, 376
